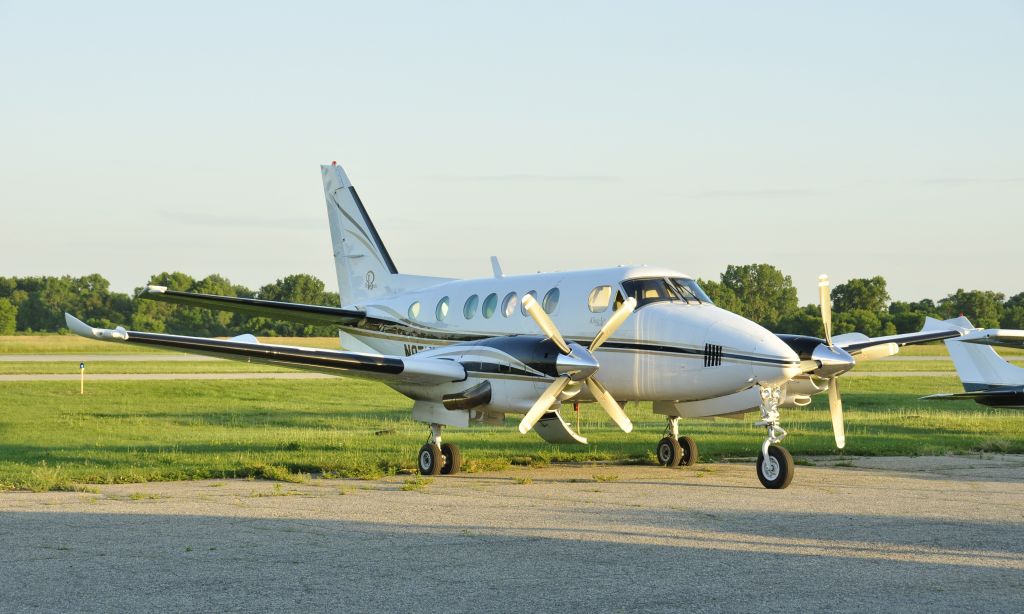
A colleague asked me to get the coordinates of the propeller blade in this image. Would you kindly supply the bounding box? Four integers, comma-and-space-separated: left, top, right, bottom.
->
818, 274, 833, 347
585, 376, 633, 433
855, 342, 899, 362
522, 293, 571, 355
590, 297, 637, 352
518, 376, 570, 434
827, 377, 845, 449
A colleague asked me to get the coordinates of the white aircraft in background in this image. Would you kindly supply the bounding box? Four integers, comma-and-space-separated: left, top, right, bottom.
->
922, 323, 1024, 408
65, 162, 966, 489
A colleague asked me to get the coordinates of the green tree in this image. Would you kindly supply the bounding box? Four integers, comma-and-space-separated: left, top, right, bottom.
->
696, 278, 740, 313
939, 289, 1005, 329
249, 274, 340, 336
716, 264, 799, 331
1002, 292, 1024, 329
888, 299, 941, 334
833, 308, 897, 337
776, 304, 825, 337
0, 298, 16, 335
131, 272, 197, 333
832, 276, 890, 314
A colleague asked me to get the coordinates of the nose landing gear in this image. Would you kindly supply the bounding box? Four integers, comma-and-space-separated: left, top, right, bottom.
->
754, 386, 793, 489
418, 423, 463, 476
656, 416, 699, 467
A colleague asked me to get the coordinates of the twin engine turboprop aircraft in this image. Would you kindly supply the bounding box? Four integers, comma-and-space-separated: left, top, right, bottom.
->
65, 162, 968, 488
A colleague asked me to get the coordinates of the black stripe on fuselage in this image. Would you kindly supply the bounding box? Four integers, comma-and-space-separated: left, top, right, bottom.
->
127, 332, 405, 374
348, 319, 799, 367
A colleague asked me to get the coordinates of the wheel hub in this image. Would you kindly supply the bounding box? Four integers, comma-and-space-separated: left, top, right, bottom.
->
761, 456, 780, 481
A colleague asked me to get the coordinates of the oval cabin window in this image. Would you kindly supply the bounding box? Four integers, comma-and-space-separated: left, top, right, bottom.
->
588, 286, 612, 313
463, 294, 479, 319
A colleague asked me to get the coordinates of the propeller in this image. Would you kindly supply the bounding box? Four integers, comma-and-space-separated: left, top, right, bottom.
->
519, 294, 637, 435
817, 274, 850, 449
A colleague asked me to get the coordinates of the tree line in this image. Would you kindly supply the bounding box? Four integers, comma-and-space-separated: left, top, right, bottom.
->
0, 264, 1021, 338
0, 273, 340, 337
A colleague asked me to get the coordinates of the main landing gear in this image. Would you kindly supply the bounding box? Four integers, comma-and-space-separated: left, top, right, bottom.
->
754, 386, 794, 489
656, 416, 699, 467
418, 423, 463, 476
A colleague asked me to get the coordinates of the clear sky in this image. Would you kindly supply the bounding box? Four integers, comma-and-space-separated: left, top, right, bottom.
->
1, 1, 1021, 304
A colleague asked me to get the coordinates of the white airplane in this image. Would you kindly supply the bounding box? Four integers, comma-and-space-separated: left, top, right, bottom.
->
922, 322, 1024, 408
65, 162, 967, 489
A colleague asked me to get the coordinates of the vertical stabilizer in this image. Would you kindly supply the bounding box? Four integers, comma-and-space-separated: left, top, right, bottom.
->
945, 337, 1024, 390
322, 163, 451, 305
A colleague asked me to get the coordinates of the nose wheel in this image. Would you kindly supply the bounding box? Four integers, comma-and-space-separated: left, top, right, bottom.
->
418, 424, 463, 476
756, 444, 793, 489
656, 417, 700, 467
754, 386, 793, 489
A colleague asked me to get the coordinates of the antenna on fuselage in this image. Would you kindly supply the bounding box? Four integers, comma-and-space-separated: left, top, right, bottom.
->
490, 256, 504, 278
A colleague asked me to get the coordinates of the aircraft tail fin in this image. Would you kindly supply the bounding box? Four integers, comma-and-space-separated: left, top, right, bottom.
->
321, 163, 451, 305
945, 334, 1024, 390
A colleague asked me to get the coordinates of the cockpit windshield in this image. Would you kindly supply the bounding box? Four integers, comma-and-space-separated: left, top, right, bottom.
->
619, 277, 713, 308
671, 278, 713, 304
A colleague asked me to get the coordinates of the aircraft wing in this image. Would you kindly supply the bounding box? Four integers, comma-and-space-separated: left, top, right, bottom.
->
136, 285, 365, 326
921, 387, 1024, 401
64, 314, 464, 385
835, 316, 974, 355
959, 329, 1024, 350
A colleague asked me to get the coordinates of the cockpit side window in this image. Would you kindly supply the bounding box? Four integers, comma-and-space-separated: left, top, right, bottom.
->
620, 278, 680, 308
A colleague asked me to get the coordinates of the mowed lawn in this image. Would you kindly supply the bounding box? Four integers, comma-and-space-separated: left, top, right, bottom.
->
1, 374, 1022, 491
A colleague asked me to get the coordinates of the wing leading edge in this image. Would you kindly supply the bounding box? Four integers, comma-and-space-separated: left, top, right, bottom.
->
64, 313, 463, 385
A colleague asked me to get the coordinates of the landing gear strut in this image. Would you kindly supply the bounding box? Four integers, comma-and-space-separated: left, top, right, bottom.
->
418, 423, 463, 476
656, 417, 699, 467
754, 386, 793, 489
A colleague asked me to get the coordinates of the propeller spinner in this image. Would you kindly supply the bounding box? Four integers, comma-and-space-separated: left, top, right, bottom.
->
518, 294, 637, 435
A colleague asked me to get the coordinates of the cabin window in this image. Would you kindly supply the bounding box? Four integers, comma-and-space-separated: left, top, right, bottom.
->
482, 293, 498, 319
588, 285, 612, 312
521, 290, 537, 316
501, 292, 518, 318
463, 294, 479, 319
542, 288, 560, 313
408, 301, 421, 320
435, 296, 450, 321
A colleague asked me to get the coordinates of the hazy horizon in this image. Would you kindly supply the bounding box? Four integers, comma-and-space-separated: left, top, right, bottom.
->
2, 1, 1021, 304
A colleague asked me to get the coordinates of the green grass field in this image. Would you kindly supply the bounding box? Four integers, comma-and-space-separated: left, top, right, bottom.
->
0, 375, 1021, 491
1, 335, 1021, 491
0, 335, 342, 354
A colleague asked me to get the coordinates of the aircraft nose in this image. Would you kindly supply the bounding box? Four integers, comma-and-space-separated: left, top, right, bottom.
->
707, 314, 801, 386
753, 334, 803, 385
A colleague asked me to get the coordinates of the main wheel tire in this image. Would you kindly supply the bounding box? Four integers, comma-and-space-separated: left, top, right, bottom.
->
678, 436, 699, 467
418, 443, 443, 476
440, 443, 462, 475
657, 437, 683, 467
756, 445, 794, 489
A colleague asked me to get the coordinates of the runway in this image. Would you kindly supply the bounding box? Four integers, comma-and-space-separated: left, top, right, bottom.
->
1, 456, 1021, 613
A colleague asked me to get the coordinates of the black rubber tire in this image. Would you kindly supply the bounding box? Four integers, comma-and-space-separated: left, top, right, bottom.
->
678, 436, 699, 467
418, 443, 442, 476
756, 445, 794, 489
440, 443, 462, 475
656, 437, 683, 467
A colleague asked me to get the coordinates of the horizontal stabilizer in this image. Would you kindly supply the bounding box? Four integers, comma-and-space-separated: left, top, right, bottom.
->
960, 329, 1024, 350
137, 286, 365, 325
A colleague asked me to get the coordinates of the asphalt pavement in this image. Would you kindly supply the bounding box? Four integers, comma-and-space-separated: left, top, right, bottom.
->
1, 456, 1021, 613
